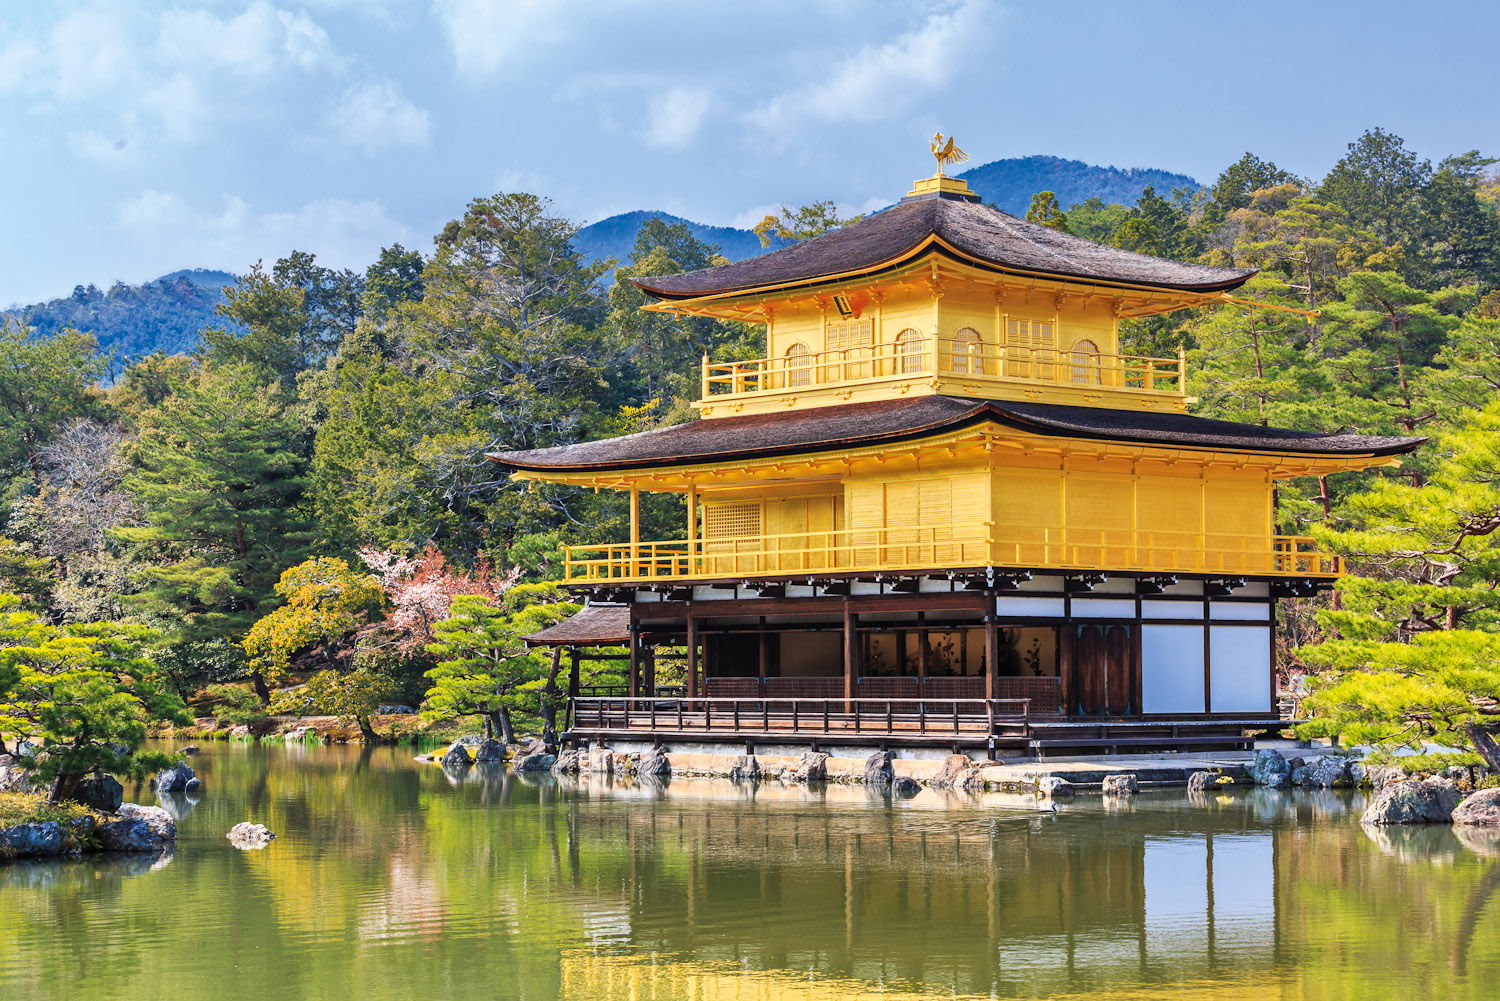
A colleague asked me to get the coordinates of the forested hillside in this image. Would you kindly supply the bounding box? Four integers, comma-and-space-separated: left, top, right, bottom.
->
958, 154, 1200, 215
7, 269, 237, 362
2, 127, 1499, 767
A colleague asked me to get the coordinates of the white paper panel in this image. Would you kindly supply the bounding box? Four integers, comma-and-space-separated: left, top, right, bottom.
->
1071, 598, 1137, 618
1142, 624, 1205, 714
1209, 625, 1272, 712
995, 596, 1065, 618
1142, 599, 1202, 620
1209, 601, 1271, 621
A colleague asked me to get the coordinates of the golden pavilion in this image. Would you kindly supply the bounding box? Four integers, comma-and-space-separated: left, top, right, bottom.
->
493, 148, 1421, 757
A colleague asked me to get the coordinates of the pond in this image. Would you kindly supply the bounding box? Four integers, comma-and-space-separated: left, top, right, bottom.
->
1, 743, 1498, 1000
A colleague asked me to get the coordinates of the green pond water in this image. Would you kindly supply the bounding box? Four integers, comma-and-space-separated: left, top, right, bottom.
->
1, 744, 1498, 1001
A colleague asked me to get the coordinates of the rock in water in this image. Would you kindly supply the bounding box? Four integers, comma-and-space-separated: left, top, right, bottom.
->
97, 818, 165, 853
863, 750, 895, 787
227, 822, 276, 849
1102, 774, 1138, 796
150, 763, 195, 793
513, 752, 557, 772
1248, 749, 1290, 786
473, 739, 506, 762
637, 747, 671, 777
181, 745, 200, 756
1039, 776, 1075, 798
1361, 778, 1460, 825
727, 755, 760, 781
929, 754, 975, 790
440, 743, 472, 769
891, 776, 922, 796
785, 751, 827, 782
118, 804, 177, 841
1187, 770, 1218, 792
1308, 755, 1351, 789
74, 775, 124, 813
584, 745, 614, 775
551, 748, 583, 774
1452, 787, 1500, 826
0, 822, 64, 857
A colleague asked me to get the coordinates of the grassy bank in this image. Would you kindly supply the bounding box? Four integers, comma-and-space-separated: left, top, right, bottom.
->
0, 792, 93, 828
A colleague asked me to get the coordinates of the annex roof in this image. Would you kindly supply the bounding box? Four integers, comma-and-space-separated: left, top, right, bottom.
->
631, 193, 1256, 300
522, 603, 630, 646
487, 395, 1424, 473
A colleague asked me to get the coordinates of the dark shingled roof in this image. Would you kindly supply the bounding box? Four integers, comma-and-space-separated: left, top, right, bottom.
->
632, 193, 1256, 299
523, 603, 630, 646
487, 396, 1423, 472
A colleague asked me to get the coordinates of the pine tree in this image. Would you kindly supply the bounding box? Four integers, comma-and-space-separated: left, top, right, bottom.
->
114, 365, 314, 698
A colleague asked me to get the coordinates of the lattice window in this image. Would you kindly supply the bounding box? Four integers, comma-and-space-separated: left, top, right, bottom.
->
704, 501, 761, 541
894, 328, 927, 374
1004, 318, 1055, 377
825, 318, 872, 352
1070, 339, 1101, 385
784, 341, 812, 387
950, 327, 983, 375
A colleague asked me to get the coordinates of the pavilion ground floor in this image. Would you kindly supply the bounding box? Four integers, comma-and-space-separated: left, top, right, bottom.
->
563, 570, 1312, 758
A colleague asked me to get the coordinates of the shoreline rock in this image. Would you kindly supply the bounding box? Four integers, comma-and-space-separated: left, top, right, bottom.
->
1361, 777, 1460, 825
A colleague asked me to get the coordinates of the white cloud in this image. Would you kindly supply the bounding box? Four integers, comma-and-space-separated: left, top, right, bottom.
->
117, 189, 420, 275
643, 86, 713, 150
156, 2, 337, 75
746, 0, 998, 135
431, 0, 575, 78
332, 80, 431, 153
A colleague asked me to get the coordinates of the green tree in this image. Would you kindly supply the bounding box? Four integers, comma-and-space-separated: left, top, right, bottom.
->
0, 320, 107, 487
362, 243, 425, 322
1024, 191, 1070, 232
1204, 151, 1297, 222
0, 595, 187, 801
1319, 128, 1431, 249
269, 666, 391, 742
754, 201, 860, 249
243, 557, 384, 690
114, 365, 314, 698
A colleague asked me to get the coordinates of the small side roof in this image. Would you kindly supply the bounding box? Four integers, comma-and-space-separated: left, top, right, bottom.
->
523, 603, 630, 646
487, 396, 1424, 473
632, 194, 1256, 300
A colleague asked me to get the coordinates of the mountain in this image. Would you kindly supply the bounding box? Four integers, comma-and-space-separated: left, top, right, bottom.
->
956, 155, 1202, 216
574, 156, 1202, 269
573, 210, 767, 267
7, 269, 237, 361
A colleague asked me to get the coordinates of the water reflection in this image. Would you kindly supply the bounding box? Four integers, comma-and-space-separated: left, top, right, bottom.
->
0, 745, 1498, 1001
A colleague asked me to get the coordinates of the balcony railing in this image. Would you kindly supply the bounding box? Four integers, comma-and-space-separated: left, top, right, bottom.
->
562, 523, 1342, 583
701, 337, 1186, 399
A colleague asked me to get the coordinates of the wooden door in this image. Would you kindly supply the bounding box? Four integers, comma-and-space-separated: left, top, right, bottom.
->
1074, 623, 1134, 716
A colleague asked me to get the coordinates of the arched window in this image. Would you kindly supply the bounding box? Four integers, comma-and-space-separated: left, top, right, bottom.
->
1070, 339, 1101, 385
785, 341, 812, 387
894, 328, 927, 374
950, 327, 983, 375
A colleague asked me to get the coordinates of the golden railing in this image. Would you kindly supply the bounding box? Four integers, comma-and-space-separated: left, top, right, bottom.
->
701, 337, 1186, 398
563, 523, 1342, 582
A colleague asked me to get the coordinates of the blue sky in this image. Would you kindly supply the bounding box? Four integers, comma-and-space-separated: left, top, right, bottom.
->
1, 0, 1496, 306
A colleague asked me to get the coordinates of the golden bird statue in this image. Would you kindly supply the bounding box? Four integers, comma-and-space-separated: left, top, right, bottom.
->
930, 132, 970, 176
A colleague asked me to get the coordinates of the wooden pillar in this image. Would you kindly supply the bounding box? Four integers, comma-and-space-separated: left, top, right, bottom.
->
686, 611, 699, 700
686, 481, 698, 574
984, 610, 999, 703
628, 622, 640, 699
843, 601, 858, 703
644, 645, 656, 696
758, 616, 769, 695
629, 484, 641, 577
568, 647, 580, 699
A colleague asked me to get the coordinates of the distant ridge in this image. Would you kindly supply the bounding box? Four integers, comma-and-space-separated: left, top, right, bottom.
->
573, 210, 768, 267
957, 155, 1201, 216
574, 156, 1203, 269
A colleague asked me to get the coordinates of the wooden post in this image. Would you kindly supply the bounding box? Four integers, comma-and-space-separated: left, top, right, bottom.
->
758, 616, 769, 695
568, 647, 580, 699
843, 602, 858, 706
687, 611, 699, 701
629, 485, 641, 577
628, 622, 639, 700
644, 645, 656, 697
984, 610, 999, 703
686, 481, 698, 575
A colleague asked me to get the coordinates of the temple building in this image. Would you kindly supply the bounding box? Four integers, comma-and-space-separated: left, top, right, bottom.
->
490, 150, 1422, 757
